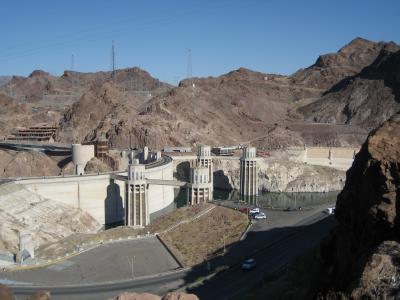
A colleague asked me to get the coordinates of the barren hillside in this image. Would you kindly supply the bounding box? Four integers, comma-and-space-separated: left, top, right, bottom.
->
290, 37, 399, 90
57, 67, 326, 149
298, 49, 400, 128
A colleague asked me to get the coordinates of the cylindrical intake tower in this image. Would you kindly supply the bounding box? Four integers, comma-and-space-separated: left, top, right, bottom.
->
126, 160, 148, 227
240, 147, 258, 200
197, 145, 213, 194
186, 166, 213, 205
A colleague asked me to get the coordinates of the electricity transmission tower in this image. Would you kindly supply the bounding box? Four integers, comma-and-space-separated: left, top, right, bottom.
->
186, 48, 192, 84
111, 40, 116, 83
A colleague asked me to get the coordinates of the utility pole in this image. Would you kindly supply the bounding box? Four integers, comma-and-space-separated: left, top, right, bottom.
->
129, 256, 135, 279
186, 48, 193, 86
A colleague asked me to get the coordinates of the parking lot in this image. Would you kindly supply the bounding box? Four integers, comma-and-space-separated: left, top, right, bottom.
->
0, 237, 180, 285
213, 199, 335, 233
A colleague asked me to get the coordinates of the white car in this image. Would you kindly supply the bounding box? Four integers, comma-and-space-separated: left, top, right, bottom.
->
254, 212, 266, 220
325, 207, 336, 215
241, 258, 256, 270
249, 207, 260, 214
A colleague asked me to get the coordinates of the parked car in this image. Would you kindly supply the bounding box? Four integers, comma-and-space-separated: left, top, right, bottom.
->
241, 258, 256, 270
249, 207, 260, 214
254, 212, 266, 220
239, 207, 250, 214
325, 207, 336, 215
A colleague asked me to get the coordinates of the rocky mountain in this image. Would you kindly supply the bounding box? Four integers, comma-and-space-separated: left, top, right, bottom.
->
2, 37, 398, 153
298, 48, 400, 128
0, 93, 60, 137
57, 38, 400, 150
0, 76, 11, 86
57, 67, 325, 149
290, 37, 399, 90
0, 67, 169, 102
317, 111, 400, 298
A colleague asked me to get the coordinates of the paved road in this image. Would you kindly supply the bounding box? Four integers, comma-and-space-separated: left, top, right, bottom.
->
7, 207, 335, 300
190, 214, 336, 299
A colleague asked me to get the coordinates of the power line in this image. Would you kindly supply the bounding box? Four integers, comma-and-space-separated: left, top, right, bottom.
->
0, 1, 232, 63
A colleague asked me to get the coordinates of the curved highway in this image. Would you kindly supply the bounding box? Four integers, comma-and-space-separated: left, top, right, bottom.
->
0, 141, 71, 156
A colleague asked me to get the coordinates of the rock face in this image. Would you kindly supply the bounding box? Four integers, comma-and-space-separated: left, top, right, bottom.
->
84, 157, 113, 173
0, 284, 14, 300
108, 292, 199, 300
0, 150, 61, 178
319, 111, 400, 298
213, 157, 345, 193
26, 290, 51, 300
291, 37, 399, 90
299, 48, 400, 128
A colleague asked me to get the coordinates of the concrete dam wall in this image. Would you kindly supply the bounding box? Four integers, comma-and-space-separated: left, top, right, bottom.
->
12, 158, 175, 226
286, 146, 359, 171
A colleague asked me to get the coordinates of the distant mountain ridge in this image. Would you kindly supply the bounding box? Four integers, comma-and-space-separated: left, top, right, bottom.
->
0, 67, 170, 101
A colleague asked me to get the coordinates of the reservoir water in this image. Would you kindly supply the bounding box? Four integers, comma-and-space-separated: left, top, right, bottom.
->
174, 188, 338, 209
213, 189, 338, 209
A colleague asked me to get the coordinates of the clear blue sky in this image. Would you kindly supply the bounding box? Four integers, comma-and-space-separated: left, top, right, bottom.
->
0, 0, 399, 84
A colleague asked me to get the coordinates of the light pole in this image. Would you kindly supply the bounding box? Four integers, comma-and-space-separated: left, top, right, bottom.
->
130, 256, 135, 279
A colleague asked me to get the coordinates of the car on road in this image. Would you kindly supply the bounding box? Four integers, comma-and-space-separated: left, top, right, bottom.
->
325, 207, 335, 215
254, 212, 266, 220
249, 207, 260, 214
241, 258, 256, 270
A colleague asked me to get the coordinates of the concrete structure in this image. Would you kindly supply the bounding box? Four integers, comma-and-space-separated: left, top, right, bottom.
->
125, 159, 148, 227
95, 135, 108, 160
197, 145, 213, 194
240, 147, 258, 200
75, 164, 85, 176
7, 123, 58, 142
143, 146, 149, 163
285, 146, 359, 171
163, 146, 192, 153
72, 144, 95, 175
13, 156, 175, 227
19, 233, 34, 259
186, 166, 212, 205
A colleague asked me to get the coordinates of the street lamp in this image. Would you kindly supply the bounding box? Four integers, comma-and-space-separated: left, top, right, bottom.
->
129, 255, 135, 279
